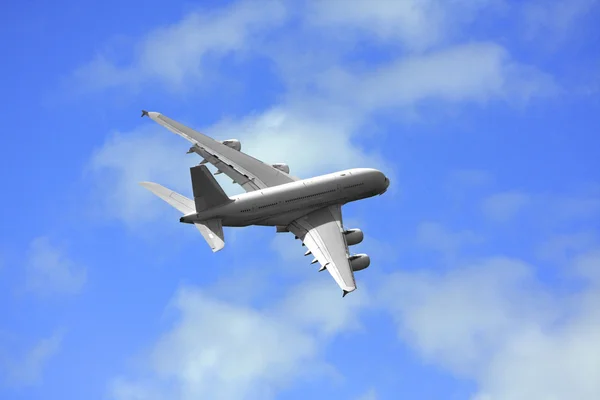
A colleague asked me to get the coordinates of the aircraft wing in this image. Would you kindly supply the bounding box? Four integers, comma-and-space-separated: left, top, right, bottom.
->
287, 205, 357, 295
143, 111, 298, 192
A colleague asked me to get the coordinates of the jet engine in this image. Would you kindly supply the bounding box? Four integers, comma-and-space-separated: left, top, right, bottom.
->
272, 163, 290, 174
222, 139, 241, 151
344, 229, 364, 246
349, 254, 370, 272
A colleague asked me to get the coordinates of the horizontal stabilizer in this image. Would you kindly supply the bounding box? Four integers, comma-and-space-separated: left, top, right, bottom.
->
139, 182, 195, 214
195, 219, 225, 252
190, 165, 232, 212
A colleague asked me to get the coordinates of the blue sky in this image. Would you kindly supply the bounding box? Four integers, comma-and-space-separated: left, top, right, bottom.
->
1, 0, 600, 399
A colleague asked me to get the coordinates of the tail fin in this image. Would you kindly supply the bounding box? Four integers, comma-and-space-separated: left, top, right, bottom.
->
194, 219, 225, 252
139, 168, 229, 252
139, 182, 195, 214
190, 165, 232, 212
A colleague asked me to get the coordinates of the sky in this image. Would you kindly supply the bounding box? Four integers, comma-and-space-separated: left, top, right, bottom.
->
1, 0, 600, 399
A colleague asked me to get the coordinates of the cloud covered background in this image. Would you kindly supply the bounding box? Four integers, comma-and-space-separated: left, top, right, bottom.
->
1, 0, 599, 399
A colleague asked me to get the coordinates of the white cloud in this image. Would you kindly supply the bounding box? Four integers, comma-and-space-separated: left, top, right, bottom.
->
273, 279, 370, 336
109, 280, 368, 400
306, 0, 446, 51
208, 107, 387, 178
306, 0, 503, 51
85, 42, 553, 230
74, 0, 287, 91
270, 231, 306, 266
521, 0, 598, 48
314, 42, 555, 113
482, 191, 531, 222
555, 192, 600, 220
80, 1, 556, 230
417, 221, 483, 258
40, 1, 599, 399
355, 388, 378, 400
481, 188, 600, 226
380, 250, 600, 400
87, 126, 195, 224
536, 231, 598, 264
73, 0, 556, 110
1, 331, 63, 387
309, 0, 596, 55
574, 249, 600, 283
24, 237, 86, 296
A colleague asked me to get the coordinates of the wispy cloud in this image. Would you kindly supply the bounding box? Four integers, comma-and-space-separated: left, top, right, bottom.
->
305, 0, 503, 51
482, 191, 531, 222
380, 244, 600, 400
536, 231, 598, 264
64, 2, 600, 399
207, 107, 387, 177
311, 42, 555, 114
73, 0, 287, 91
72, 0, 556, 109
482, 188, 600, 225
81, 0, 558, 232
305, 0, 448, 51
555, 192, 600, 220
573, 249, 600, 283
109, 280, 368, 400
521, 0, 599, 48
355, 388, 378, 400
87, 126, 195, 224
417, 221, 483, 259
24, 237, 86, 296
1, 331, 63, 387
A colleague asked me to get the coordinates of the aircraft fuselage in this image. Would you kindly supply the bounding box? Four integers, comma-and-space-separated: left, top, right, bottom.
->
180, 168, 389, 227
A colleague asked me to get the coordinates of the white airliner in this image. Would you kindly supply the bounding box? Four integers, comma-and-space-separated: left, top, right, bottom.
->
139, 110, 390, 296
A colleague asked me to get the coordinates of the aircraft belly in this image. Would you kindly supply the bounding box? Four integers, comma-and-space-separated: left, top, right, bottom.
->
253, 209, 316, 227
220, 217, 253, 227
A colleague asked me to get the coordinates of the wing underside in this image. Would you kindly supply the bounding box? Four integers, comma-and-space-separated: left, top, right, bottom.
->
144, 111, 299, 192
287, 205, 356, 294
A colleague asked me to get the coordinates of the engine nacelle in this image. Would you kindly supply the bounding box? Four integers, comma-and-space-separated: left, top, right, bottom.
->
222, 139, 241, 151
349, 254, 370, 272
272, 163, 290, 174
344, 229, 364, 246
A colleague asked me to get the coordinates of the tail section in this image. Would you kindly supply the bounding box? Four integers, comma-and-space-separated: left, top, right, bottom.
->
190, 164, 232, 212
139, 165, 231, 253
139, 182, 195, 215
194, 219, 225, 252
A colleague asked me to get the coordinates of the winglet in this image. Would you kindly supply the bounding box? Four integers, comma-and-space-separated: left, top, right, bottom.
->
141, 110, 149, 117
342, 290, 350, 297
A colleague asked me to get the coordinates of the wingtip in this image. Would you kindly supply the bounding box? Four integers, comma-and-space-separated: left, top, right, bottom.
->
342, 285, 357, 297
141, 109, 149, 117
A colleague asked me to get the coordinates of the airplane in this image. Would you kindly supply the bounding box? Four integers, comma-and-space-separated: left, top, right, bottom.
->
139, 110, 390, 296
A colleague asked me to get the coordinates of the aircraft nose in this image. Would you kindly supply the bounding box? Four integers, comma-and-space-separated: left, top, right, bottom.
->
378, 173, 389, 195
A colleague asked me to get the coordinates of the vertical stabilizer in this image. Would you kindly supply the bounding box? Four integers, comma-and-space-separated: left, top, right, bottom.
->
190, 165, 232, 212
